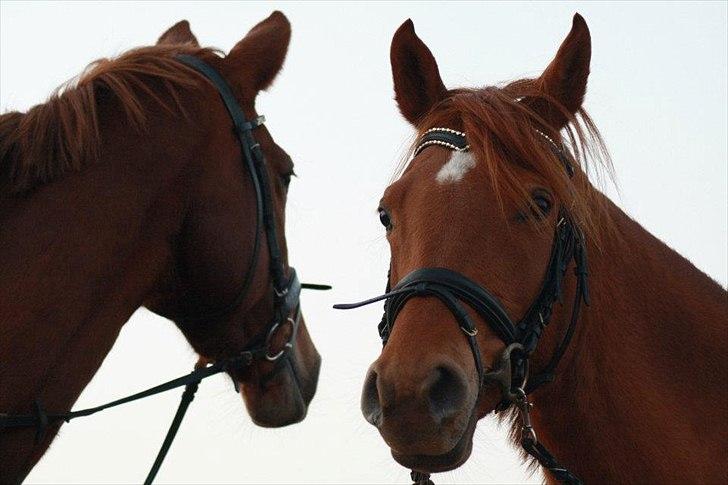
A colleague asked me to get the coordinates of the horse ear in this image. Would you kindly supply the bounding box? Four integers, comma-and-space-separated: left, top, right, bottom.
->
157, 20, 199, 47
391, 19, 447, 125
224, 11, 291, 97
529, 13, 591, 129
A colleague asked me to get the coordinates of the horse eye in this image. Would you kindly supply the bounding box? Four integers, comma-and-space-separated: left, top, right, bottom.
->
532, 191, 552, 217
378, 208, 392, 231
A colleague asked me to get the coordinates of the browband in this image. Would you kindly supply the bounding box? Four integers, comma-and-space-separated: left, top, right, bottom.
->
413, 127, 469, 156
413, 126, 575, 177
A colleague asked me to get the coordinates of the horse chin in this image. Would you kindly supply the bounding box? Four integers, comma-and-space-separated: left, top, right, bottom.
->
390, 417, 477, 473
239, 361, 311, 428
247, 394, 308, 428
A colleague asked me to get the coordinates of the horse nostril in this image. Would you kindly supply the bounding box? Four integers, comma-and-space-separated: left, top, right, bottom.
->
427, 365, 467, 423
361, 369, 383, 426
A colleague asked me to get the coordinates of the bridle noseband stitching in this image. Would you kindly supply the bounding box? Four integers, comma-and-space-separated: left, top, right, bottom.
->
0, 54, 330, 483
335, 127, 588, 485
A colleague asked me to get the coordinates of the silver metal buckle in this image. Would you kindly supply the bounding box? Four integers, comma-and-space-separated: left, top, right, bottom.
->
513, 387, 537, 444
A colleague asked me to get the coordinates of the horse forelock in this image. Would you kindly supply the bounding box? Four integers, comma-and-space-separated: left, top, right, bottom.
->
395, 84, 616, 246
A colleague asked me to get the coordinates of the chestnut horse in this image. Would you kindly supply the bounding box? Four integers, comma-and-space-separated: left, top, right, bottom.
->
0, 12, 321, 482
350, 14, 727, 484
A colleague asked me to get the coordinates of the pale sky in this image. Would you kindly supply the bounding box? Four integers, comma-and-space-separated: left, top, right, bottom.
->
1, 1, 726, 484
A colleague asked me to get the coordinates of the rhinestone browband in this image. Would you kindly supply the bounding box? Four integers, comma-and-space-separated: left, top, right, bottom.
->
413, 126, 573, 175
413, 127, 470, 156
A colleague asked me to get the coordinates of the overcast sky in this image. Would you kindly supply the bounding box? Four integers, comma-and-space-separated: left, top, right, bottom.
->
1, 1, 726, 484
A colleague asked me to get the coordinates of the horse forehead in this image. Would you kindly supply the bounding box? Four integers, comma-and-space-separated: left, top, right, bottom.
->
382, 148, 478, 206
435, 151, 476, 184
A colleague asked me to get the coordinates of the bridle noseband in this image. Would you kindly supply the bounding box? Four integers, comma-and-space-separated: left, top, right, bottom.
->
0, 54, 329, 483
335, 127, 588, 484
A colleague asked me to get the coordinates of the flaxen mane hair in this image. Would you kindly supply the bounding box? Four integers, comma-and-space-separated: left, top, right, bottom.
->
401, 80, 614, 243
0, 45, 220, 195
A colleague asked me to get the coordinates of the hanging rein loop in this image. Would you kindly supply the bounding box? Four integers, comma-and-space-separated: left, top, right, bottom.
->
334, 127, 588, 485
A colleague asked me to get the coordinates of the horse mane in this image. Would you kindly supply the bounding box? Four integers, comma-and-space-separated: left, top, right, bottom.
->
0, 44, 221, 195
400, 81, 615, 244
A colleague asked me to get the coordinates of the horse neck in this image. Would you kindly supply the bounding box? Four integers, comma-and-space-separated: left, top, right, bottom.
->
530, 193, 727, 483
0, 105, 200, 478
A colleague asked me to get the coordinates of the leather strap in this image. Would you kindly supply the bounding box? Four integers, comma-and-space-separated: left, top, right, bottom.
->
144, 381, 200, 485
522, 436, 583, 484
414, 128, 469, 156
175, 54, 266, 322
0, 355, 254, 432
387, 268, 519, 344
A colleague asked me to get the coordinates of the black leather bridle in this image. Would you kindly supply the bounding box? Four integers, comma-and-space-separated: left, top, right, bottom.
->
0, 54, 329, 483
335, 127, 588, 484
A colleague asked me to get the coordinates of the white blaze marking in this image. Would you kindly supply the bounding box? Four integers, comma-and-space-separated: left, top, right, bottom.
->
436, 151, 476, 184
